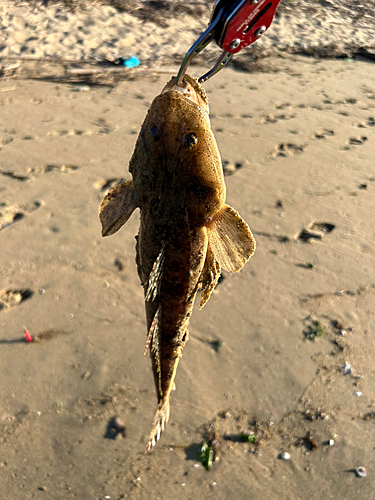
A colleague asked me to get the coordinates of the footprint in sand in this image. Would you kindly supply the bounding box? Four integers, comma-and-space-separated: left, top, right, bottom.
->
222, 160, 244, 177
272, 142, 304, 158
274, 102, 291, 110
46, 119, 115, 137
47, 129, 89, 137
28, 164, 79, 175
0, 170, 29, 181
0, 289, 33, 311
348, 136, 368, 146
261, 113, 296, 124
94, 117, 115, 135
296, 221, 335, 243
356, 117, 375, 128
0, 165, 78, 181
313, 129, 335, 140
0, 201, 41, 230
1, 137, 14, 147
93, 178, 126, 195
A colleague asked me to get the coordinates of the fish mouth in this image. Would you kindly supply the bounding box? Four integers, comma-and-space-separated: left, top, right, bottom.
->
161, 75, 209, 112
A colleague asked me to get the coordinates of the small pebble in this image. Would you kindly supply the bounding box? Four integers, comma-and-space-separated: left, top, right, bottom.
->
341, 361, 352, 375
111, 416, 126, 437
356, 466, 367, 478
354, 391, 362, 397
279, 452, 291, 460
329, 439, 335, 446
193, 463, 200, 468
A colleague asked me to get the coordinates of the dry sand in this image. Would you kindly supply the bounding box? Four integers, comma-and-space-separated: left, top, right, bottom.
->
1, 2, 375, 499
1, 0, 375, 64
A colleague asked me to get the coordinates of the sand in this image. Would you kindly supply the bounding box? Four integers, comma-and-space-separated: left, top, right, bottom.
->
0, 2, 375, 499
1, 0, 375, 64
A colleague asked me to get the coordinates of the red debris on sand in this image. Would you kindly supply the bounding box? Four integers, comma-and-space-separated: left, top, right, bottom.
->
24, 328, 33, 342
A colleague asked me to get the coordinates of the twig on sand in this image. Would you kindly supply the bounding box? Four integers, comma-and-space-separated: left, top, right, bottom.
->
65, 67, 176, 76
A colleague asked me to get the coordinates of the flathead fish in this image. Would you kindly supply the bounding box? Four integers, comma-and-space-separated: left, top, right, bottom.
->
99, 75, 255, 452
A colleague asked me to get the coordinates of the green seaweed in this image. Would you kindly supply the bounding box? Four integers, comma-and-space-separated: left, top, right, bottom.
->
200, 442, 214, 471
304, 320, 324, 340
208, 340, 222, 352
239, 432, 258, 443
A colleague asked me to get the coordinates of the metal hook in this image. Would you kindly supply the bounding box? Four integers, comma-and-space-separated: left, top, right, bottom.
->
175, 7, 224, 87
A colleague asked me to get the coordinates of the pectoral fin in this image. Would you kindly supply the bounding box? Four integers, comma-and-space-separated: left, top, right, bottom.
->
207, 204, 256, 273
99, 180, 137, 236
199, 244, 221, 309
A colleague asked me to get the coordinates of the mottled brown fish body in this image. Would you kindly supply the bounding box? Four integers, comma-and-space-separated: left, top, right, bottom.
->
99, 75, 256, 451
130, 81, 225, 229
138, 221, 208, 443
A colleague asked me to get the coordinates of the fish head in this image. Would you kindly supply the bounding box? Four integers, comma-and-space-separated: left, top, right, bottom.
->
130, 75, 226, 227
160, 75, 210, 115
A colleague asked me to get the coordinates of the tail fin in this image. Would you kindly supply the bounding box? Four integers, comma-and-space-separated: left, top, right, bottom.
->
145, 400, 170, 453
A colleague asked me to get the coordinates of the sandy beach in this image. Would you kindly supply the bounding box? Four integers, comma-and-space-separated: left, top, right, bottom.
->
0, 1, 375, 499
1, 0, 375, 64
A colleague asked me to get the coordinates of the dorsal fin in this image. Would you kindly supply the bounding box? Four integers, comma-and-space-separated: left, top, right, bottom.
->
99, 180, 137, 236
206, 204, 256, 273
144, 305, 161, 363
145, 244, 165, 302
148, 306, 162, 396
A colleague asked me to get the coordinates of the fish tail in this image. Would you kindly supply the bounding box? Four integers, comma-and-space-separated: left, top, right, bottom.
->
145, 399, 170, 453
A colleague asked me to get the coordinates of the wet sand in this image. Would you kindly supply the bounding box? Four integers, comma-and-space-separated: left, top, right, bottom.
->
1, 2, 375, 499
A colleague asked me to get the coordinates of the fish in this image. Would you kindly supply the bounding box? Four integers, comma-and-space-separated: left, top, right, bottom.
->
99, 74, 256, 452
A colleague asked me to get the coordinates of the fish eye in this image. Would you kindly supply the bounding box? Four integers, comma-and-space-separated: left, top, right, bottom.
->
149, 124, 160, 141
183, 132, 198, 150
